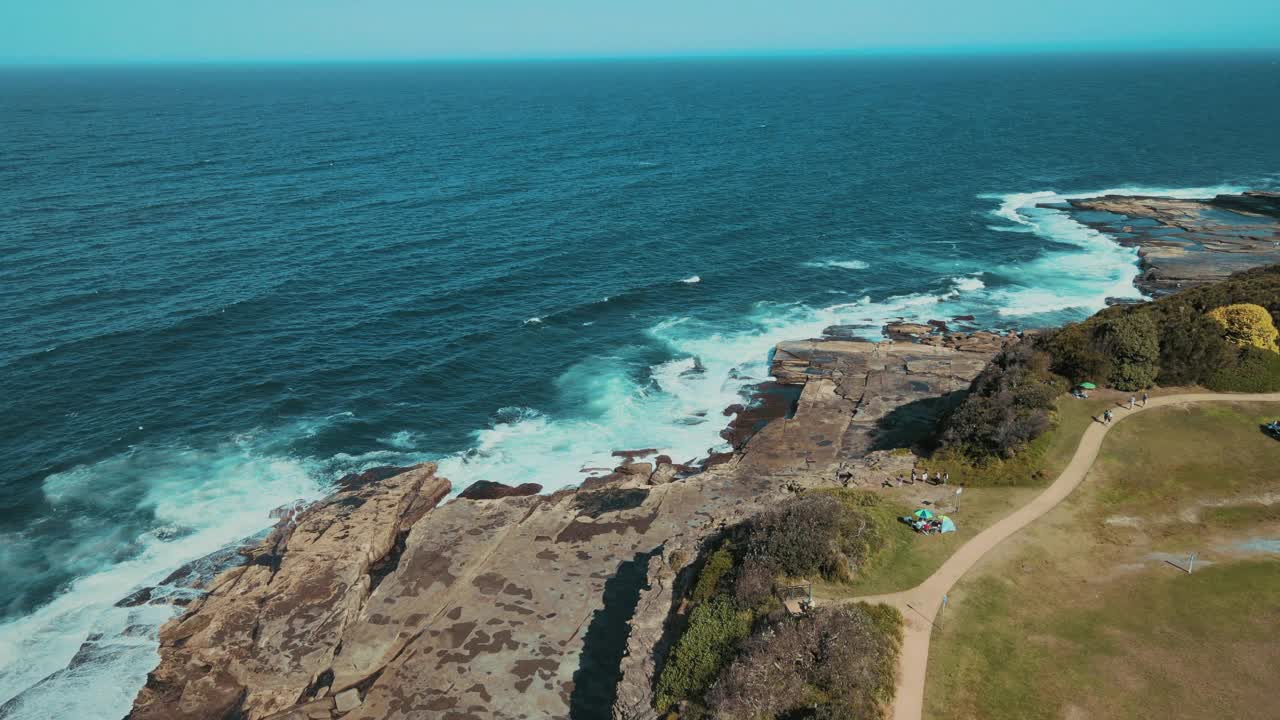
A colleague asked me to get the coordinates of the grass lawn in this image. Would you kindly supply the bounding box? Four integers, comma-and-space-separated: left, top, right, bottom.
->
931, 391, 1147, 488
924, 401, 1280, 720
818, 393, 1124, 598
816, 485, 1039, 598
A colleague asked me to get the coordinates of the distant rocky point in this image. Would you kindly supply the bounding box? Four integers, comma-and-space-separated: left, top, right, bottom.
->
1044, 190, 1280, 296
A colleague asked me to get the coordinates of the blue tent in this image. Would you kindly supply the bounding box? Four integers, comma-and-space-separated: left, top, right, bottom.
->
938, 516, 957, 533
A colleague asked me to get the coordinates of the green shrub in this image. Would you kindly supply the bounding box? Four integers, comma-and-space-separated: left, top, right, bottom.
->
1048, 323, 1112, 384
690, 545, 734, 604
1207, 303, 1280, 351
654, 597, 753, 712
939, 342, 1063, 461
1043, 265, 1280, 390
741, 494, 888, 583
1098, 313, 1159, 390
1156, 307, 1233, 386
1206, 347, 1280, 392
929, 431, 1053, 487
705, 603, 903, 720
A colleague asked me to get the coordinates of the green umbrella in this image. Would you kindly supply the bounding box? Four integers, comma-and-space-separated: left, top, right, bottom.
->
912, 509, 935, 520
1078, 382, 1097, 389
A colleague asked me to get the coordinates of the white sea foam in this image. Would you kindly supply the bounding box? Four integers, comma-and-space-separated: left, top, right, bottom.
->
680, 275, 701, 284
432, 283, 987, 494
949, 276, 986, 293
434, 183, 1254, 499
523, 316, 543, 325
379, 430, 419, 450
982, 184, 1246, 317
0, 437, 328, 718
802, 259, 870, 270
6, 181, 1251, 717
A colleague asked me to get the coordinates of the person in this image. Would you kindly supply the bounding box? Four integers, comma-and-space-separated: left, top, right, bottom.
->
1129, 396, 1136, 410
1142, 391, 1149, 407
1102, 409, 1111, 424
910, 470, 917, 484
942, 471, 950, 485
934, 471, 942, 485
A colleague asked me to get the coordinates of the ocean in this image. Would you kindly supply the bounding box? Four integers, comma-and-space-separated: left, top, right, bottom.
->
1, 53, 1278, 717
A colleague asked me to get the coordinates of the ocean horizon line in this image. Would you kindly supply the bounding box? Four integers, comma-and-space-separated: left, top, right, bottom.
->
3, 45, 1279, 69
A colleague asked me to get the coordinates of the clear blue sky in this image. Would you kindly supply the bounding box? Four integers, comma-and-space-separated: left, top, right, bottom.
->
3, 0, 1278, 63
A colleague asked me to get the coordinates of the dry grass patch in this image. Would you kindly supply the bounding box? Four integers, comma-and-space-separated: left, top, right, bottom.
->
924, 401, 1280, 720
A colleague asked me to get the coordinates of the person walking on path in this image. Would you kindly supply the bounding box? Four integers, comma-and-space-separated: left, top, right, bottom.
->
1142, 391, 1149, 407
1128, 396, 1136, 410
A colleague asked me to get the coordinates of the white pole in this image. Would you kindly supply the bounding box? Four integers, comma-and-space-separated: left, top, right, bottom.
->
1188, 553, 1196, 574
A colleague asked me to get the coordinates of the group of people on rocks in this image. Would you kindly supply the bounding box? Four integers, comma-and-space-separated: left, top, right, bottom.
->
885, 469, 948, 487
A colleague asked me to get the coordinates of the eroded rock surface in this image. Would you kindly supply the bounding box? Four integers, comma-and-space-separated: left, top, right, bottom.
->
129, 463, 450, 720
1049, 191, 1280, 296
129, 342, 994, 720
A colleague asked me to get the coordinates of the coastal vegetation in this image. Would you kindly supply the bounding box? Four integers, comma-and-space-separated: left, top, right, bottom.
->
935, 265, 1280, 471
1206, 302, 1279, 351
1044, 264, 1280, 391
655, 491, 903, 718
936, 342, 1062, 461
924, 402, 1280, 720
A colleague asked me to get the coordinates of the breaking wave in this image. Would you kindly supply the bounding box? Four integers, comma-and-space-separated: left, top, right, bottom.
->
982, 184, 1245, 317
1, 182, 1254, 719
0, 430, 336, 718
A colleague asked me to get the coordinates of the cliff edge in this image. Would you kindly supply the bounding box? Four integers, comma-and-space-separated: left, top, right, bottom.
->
127, 340, 995, 720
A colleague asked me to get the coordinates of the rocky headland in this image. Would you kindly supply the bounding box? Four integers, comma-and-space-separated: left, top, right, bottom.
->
1042, 190, 1280, 296
121, 188, 1280, 720
125, 336, 997, 720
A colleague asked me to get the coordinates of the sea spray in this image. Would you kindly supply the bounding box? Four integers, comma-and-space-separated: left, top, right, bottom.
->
983, 184, 1246, 317
0, 435, 329, 716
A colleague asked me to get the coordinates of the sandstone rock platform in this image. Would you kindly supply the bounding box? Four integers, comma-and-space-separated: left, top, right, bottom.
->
1045, 191, 1280, 296
128, 341, 994, 720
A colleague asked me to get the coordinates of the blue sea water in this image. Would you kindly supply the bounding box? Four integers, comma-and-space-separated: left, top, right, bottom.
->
1, 53, 1279, 716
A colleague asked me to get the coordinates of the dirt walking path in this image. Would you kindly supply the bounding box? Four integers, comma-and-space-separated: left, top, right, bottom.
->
852, 392, 1280, 720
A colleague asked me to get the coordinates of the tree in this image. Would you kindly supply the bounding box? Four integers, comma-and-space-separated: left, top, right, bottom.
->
1047, 323, 1111, 384
1206, 303, 1280, 352
1156, 305, 1234, 386
939, 343, 1061, 460
1098, 313, 1159, 390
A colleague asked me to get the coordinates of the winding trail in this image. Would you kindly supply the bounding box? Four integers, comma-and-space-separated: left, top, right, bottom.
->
852, 392, 1280, 720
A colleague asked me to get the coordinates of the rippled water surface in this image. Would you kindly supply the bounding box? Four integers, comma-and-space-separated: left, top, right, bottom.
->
2, 54, 1279, 716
